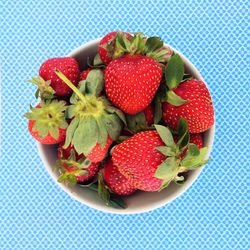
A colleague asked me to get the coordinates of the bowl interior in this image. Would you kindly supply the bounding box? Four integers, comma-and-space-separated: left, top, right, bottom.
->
37, 39, 215, 214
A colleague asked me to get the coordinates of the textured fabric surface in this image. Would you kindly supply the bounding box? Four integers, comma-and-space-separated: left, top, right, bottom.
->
0, 0, 249, 249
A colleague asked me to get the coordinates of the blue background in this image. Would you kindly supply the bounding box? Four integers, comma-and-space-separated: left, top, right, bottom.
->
1, 0, 249, 249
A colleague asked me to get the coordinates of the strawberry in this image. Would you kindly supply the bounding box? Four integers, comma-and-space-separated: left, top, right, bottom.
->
103, 159, 136, 196
80, 68, 92, 80
189, 133, 203, 149
112, 130, 165, 191
54, 70, 126, 160
57, 144, 99, 184
112, 119, 209, 191
24, 100, 68, 144
126, 105, 154, 133
39, 57, 80, 96
105, 54, 162, 114
143, 105, 154, 126
161, 54, 214, 133
86, 136, 113, 163
98, 31, 131, 65
58, 135, 112, 164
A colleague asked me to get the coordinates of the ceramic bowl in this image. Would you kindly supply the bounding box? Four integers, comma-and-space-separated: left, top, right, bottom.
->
37, 38, 215, 214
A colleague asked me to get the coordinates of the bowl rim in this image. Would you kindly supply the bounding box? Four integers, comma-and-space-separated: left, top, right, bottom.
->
36, 38, 215, 214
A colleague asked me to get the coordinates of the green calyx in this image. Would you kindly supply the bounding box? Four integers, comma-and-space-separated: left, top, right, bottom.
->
154, 118, 209, 190
164, 54, 192, 106
96, 172, 126, 208
55, 150, 92, 185
112, 32, 173, 63
24, 100, 68, 139
28, 76, 55, 100
55, 70, 126, 155
126, 111, 152, 133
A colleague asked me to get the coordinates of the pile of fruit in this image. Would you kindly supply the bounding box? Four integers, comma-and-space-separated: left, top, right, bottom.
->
25, 31, 214, 208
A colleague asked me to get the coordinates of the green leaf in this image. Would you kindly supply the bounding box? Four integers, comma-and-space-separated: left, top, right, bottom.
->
63, 118, 79, 148
103, 113, 122, 141
181, 147, 209, 169
177, 118, 190, 148
96, 118, 109, 148
72, 117, 98, 155
154, 125, 175, 147
188, 143, 200, 156
182, 73, 193, 81
97, 173, 110, 205
49, 126, 59, 140
155, 146, 176, 157
93, 53, 104, 66
85, 69, 104, 96
35, 88, 39, 99
105, 106, 127, 125
126, 112, 147, 133
154, 100, 162, 124
167, 90, 189, 106
177, 118, 188, 137
154, 157, 177, 180
165, 54, 184, 89
109, 194, 127, 209
145, 37, 163, 53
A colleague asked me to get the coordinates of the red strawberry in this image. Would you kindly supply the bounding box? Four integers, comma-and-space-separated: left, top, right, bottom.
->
39, 57, 80, 96
162, 80, 214, 133
98, 31, 131, 65
189, 133, 203, 149
86, 136, 113, 163
143, 105, 154, 126
57, 144, 99, 184
103, 159, 136, 196
62, 163, 98, 183
58, 136, 113, 163
80, 68, 92, 80
105, 54, 162, 114
24, 101, 68, 144
112, 130, 165, 191
112, 121, 209, 191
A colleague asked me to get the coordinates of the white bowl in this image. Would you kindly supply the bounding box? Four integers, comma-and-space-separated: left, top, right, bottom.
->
37, 38, 215, 214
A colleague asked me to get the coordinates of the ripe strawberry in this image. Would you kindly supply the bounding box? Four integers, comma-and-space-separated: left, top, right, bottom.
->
80, 68, 92, 80
112, 130, 165, 191
39, 57, 80, 96
58, 136, 113, 163
143, 105, 154, 126
189, 133, 203, 149
112, 120, 209, 191
105, 54, 162, 114
86, 136, 113, 163
55, 70, 125, 160
24, 101, 68, 144
57, 144, 99, 184
162, 80, 214, 133
162, 54, 214, 133
62, 163, 98, 183
103, 159, 136, 196
98, 31, 131, 65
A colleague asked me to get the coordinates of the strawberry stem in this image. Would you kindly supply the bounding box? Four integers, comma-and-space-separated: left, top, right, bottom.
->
54, 69, 87, 104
